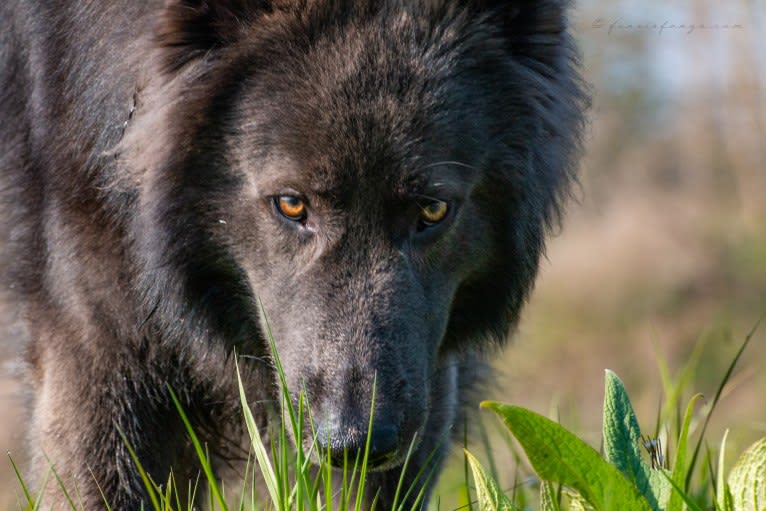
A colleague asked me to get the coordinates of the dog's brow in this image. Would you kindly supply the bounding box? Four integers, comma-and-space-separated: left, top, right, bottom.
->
404, 160, 479, 196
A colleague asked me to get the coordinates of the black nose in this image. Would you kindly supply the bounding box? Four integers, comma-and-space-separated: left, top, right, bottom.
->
316, 421, 400, 468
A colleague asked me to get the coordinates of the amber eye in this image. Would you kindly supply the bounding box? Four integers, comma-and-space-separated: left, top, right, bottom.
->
419, 199, 449, 227
275, 195, 307, 222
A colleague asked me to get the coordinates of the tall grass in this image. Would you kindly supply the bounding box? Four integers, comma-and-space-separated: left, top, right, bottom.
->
9, 321, 763, 510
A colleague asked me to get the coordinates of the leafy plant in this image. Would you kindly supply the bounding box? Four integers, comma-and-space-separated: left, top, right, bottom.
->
468, 323, 765, 511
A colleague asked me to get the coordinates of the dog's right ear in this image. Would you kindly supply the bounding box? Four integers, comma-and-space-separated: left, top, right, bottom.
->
156, 0, 275, 73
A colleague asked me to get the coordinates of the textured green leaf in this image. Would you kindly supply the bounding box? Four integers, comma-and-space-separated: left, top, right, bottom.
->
728, 436, 766, 511
482, 402, 653, 511
648, 469, 672, 510
541, 481, 561, 511
602, 370, 663, 511
668, 393, 704, 511
463, 450, 516, 511
563, 488, 595, 511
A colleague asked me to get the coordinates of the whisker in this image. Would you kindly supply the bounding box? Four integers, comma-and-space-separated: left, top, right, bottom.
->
417, 160, 478, 171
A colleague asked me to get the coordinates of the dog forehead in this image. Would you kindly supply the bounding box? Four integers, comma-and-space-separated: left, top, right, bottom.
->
228, 7, 490, 198
234, 88, 441, 199
233, 7, 469, 133
232, 94, 477, 205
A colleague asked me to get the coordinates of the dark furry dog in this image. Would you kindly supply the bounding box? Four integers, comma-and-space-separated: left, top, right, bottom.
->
0, 0, 586, 508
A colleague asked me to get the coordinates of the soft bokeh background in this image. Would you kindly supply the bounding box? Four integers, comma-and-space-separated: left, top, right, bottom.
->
1, 0, 765, 508
436, 0, 766, 505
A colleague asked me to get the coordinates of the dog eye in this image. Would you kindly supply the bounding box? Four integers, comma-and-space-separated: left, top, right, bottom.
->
275, 195, 307, 222
418, 199, 449, 228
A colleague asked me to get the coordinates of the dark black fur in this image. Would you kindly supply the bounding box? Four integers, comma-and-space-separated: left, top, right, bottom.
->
0, 0, 587, 508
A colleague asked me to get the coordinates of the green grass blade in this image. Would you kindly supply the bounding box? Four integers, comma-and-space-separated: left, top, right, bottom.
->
45, 456, 78, 510
115, 425, 162, 511
87, 467, 114, 511
667, 393, 703, 511
235, 361, 280, 509
394, 428, 451, 511
655, 331, 707, 435
727, 436, 766, 511
278, 406, 289, 510
482, 401, 654, 511
188, 473, 201, 511
8, 453, 33, 505
30, 467, 52, 511
660, 471, 704, 511
166, 386, 228, 511
400, 460, 439, 511
258, 300, 314, 510
285, 393, 308, 511
464, 450, 516, 511
477, 415, 500, 482
341, 450, 350, 511
461, 421, 474, 511
258, 300, 301, 444
323, 433, 334, 511
236, 455, 252, 511
687, 318, 760, 489
389, 432, 419, 511
353, 373, 377, 511
162, 472, 173, 511
716, 429, 731, 511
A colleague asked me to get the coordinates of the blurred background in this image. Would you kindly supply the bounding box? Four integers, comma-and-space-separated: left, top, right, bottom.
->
1, 0, 765, 508
436, 0, 766, 505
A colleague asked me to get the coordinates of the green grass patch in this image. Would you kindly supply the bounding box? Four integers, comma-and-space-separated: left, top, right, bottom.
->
9, 321, 763, 510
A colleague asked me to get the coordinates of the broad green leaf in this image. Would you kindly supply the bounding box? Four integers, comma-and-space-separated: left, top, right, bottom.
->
541, 481, 561, 511
602, 370, 667, 511
482, 401, 653, 511
463, 449, 516, 511
603, 372, 654, 492
668, 393, 704, 511
728, 436, 766, 511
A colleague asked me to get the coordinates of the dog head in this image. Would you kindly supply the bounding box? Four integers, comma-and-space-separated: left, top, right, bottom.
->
125, 0, 586, 468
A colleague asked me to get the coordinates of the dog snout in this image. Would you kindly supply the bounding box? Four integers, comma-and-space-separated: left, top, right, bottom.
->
315, 417, 401, 469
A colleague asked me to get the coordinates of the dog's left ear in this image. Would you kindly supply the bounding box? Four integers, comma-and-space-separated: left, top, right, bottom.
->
156, 0, 277, 73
